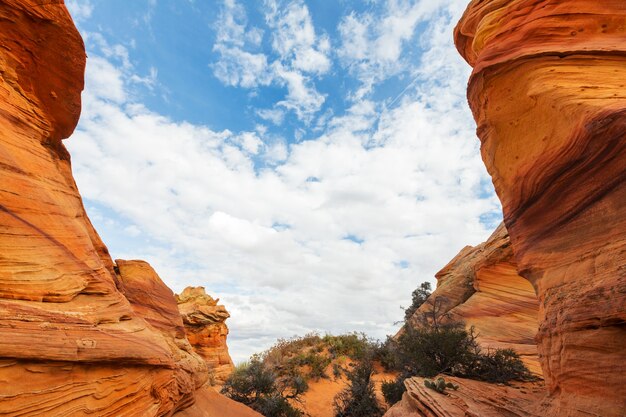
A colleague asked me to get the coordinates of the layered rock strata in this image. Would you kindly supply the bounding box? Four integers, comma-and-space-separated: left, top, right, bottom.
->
455, 1, 626, 415
407, 223, 541, 375
0, 1, 244, 415
385, 376, 545, 417
177, 287, 235, 385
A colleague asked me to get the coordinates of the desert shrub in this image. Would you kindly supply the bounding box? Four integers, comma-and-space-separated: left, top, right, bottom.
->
381, 377, 406, 406
221, 357, 305, 417
332, 363, 343, 378
467, 348, 532, 383
394, 295, 531, 385
324, 333, 372, 360
333, 359, 384, 417
403, 282, 432, 322
374, 336, 401, 372
397, 322, 480, 377
255, 394, 304, 417
289, 352, 331, 380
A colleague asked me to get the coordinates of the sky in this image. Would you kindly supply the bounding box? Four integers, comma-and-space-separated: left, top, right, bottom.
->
64, 0, 502, 363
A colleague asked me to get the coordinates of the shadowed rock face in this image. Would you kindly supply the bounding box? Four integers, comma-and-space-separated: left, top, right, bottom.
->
177, 287, 235, 385
455, 1, 626, 415
0, 1, 247, 415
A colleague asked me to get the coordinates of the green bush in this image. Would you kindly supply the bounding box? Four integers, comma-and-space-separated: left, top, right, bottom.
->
374, 336, 401, 372
324, 333, 372, 360
333, 359, 384, 417
288, 352, 331, 380
397, 322, 480, 377
381, 377, 406, 406
391, 295, 531, 385
467, 348, 532, 383
221, 357, 305, 417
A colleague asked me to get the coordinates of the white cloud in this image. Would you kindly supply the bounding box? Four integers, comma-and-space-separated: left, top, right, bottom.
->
265, 0, 331, 74
337, 0, 444, 99
256, 108, 286, 125
272, 62, 326, 122
211, 0, 328, 121
212, 45, 272, 88
68, 0, 500, 363
66, 0, 93, 22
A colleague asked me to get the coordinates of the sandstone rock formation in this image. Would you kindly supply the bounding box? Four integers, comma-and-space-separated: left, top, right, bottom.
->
407, 223, 541, 375
177, 286, 235, 385
454, 1, 626, 415
0, 1, 249, 415
175, 387, 263, 417
385, 376, 545, 417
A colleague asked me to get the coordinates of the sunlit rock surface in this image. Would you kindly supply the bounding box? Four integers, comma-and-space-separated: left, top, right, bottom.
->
455, 0, 626, 415
385, 376, 545, 417
177, 286, 235, 385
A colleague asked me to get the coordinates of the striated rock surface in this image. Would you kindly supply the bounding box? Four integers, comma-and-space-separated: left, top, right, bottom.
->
177, 287, 235, 385
455, 1, 626, 416
385, 376, 545, 417
174, 387, 263, 417
407, 223, 541, 375
0, 1, 253, 415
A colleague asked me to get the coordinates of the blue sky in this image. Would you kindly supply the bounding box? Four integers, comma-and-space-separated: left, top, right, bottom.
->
65, 0, 501, 362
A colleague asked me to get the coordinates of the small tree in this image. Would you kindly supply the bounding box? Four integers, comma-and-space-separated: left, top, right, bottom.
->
333, 359, 383, 417
403, 282, 432, 322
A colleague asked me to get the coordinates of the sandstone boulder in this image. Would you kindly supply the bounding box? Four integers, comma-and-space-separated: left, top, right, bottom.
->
177, 286, 235, 385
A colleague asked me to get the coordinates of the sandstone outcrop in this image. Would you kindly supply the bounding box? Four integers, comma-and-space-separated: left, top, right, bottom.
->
385, 376, 545, 417
0, 1, 249, 415
454, 1, 626, 415
407, 223, 541, 375
177, 286, 235, 385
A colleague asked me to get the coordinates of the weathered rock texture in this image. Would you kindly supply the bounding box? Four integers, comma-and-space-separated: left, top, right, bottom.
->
177, 287, 235, 385
407, 223, 541, 375
454, 1, 626, 416
0, 1, 247, 415
385, 376, 545, 417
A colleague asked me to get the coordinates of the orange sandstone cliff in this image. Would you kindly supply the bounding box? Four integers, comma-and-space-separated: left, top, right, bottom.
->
177, 286, 235, 385
385, 224, 544, 417
407, 223, 541, 375
454, 0, 626, 416
0, 1, 257, 415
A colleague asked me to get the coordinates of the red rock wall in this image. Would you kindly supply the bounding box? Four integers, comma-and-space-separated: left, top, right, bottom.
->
0, 1, 246, 415
455, 1, 626, 415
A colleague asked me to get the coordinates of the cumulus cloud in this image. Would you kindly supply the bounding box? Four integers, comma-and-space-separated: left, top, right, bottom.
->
338, 0, 445, 99
265, 0, 331, 75
66, 0, 93, 22
211, 0, 328, 121
67, 0, 500, 363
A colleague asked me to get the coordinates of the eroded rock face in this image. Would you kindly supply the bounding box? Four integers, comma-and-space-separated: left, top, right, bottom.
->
455, 1, 626, 415
0, 1, 239, 415
407, 223, 541, 375
177, 287, 235, 384
385, 376, 545, 417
